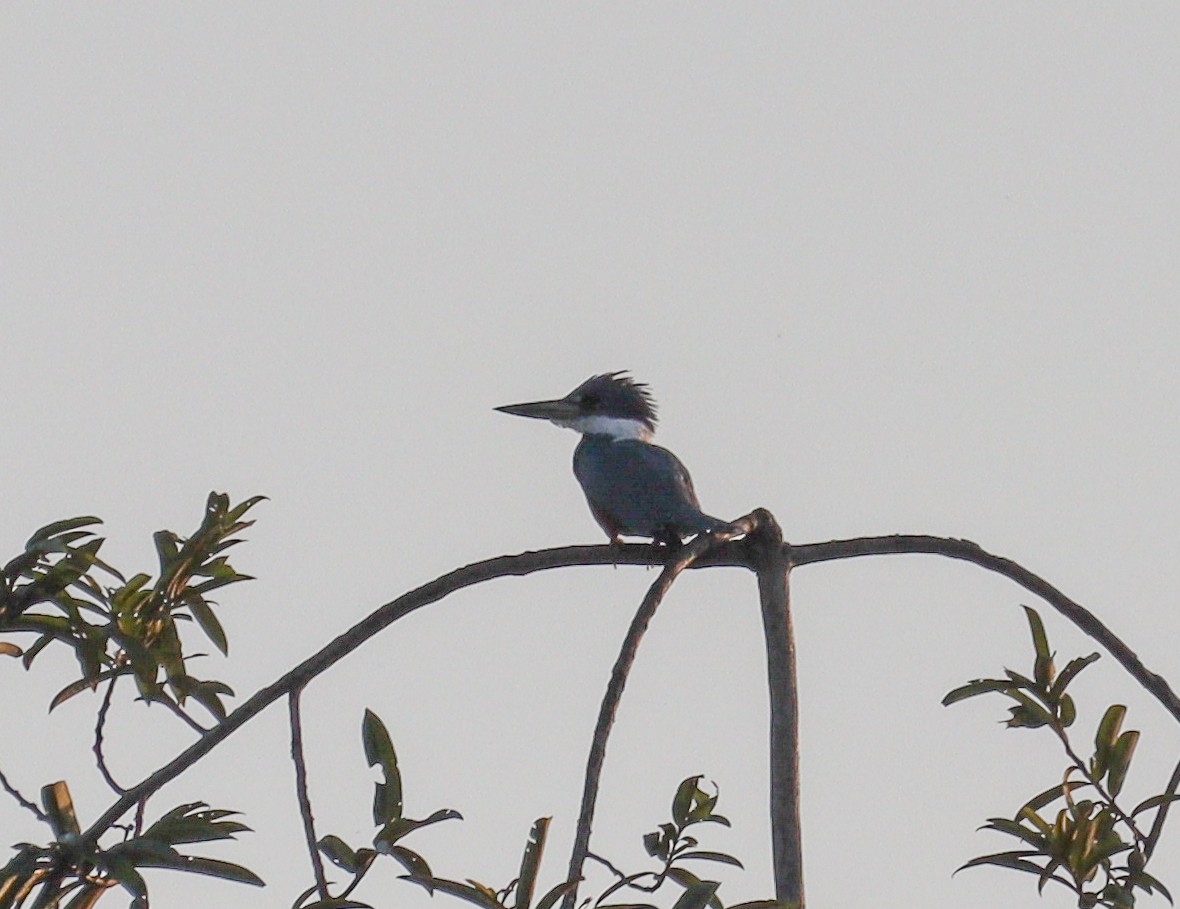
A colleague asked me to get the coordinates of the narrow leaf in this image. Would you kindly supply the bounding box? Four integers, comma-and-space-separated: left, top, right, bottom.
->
1107, 729, 1140, 797
515, 818, 549, 909
362, 709, 402, 824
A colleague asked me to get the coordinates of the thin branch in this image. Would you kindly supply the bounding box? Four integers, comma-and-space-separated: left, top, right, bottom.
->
0, 766, 47, 823
790, 536, 1180, 726
93, 677, 125, 794
585, 850, 627, 880
560, 517, 758, 909
289, 687, 329, 901
80, 527, 1180, 853
155, 695, 210, 735
81, 540, 717, 842
1145, 753, 1180, 861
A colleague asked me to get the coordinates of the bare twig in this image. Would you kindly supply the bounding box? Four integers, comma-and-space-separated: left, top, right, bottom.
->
560, 517, 758, 909
0, 766, 47, 823
1145, 753, 1180, 861
156, 696, 210, 735
586, 850, 627, 880
93, 677, 126, 794
289, 687, 329, 901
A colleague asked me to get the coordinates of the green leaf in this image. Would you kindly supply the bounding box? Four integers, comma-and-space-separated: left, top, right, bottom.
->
643, 830, 668, 860
362, 709, 402, 825
678, 850, 743, 868
1094, 705, 1127, 777
672, 776, 703, 827
1107, 730, 1140, 797
373, 809, 462, 850
955, 850, 1073, 893
667, 868, 723, 909
189, 601, 229, 655
135, 854, 264, 886
412, 877, 502, 909
318, 835, 358, 872
1049, 653, 1101, 700
48, 669, 125, 711
1004, 691, 1054, 729
142, 802, 251, 845
385, 844, 433, 882
515, 818, 549, 909
27, 517, 102, 548
979, 817, 1046, 849
1020, 781, 1087, 814
99, 854, 147, 899
1058, 693, 1076, 728
1130, 792, 1180, 817
670, 880, 721, 909
942, 678, 1018, 706
1022, 606, 1051, 664
534, 880, 580, 909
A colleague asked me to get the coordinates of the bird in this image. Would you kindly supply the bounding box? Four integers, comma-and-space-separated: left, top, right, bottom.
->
495, 372, 733, 546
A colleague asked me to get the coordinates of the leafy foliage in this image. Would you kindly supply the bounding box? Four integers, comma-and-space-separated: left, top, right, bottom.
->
298, 715, 787, 909
293, 709, 462, 909
0, 492, 262, 722
0, 495, 264, 908
590, 776, 789, 909
945, 606, 1179, 907
0, 789, 260, 909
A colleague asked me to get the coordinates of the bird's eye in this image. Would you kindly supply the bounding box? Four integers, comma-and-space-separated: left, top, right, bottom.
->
581, 393, 600, 409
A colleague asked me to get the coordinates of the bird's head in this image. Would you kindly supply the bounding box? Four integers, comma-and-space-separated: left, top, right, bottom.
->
495, 372, 657, 441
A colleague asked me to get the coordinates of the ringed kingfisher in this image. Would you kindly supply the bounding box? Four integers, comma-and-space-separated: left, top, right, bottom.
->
496, 372, 733, 546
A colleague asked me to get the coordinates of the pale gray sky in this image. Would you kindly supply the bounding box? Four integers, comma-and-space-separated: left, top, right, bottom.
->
3, 5, 1180, 907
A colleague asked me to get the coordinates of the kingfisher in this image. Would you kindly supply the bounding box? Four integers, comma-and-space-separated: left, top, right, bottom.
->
496, 372, 733, 546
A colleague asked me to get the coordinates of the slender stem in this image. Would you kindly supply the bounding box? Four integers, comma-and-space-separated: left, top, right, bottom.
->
289, 688, 329, 900
157, 696, 210, 735
0, 766, 47, 823
1144, 753, 1180, 861
751, 510, 803, 907
560, 518, 757, 909
93, 677, 125, 794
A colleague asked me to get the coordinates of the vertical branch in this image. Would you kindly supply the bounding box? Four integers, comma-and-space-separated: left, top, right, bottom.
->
289, 688, 329, 901
751, 509, 804, 907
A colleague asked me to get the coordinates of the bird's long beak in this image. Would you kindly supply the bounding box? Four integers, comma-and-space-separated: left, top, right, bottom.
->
494, 398, 580, 421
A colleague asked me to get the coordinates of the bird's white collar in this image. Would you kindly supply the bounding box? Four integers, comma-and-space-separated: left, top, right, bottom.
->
555, 414, 653, 442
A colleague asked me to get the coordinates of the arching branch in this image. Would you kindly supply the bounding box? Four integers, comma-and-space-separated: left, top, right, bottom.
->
789, 535, 1180, 724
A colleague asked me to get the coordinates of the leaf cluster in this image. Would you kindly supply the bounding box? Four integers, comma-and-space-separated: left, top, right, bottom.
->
0, 492, 263, 722
944, 606, 1179, 907
591, 776, 789, 909
298, 716, 789, 909
294, 709, 463, 909
0, 787, 260, 909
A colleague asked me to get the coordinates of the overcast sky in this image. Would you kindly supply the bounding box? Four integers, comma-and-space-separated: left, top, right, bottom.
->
3, 5, 1180, 908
